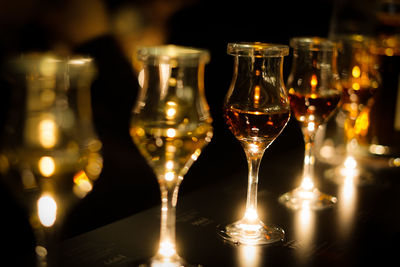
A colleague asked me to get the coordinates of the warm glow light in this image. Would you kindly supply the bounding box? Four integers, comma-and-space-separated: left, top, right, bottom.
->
165, 172, 175, 181
249, 144, 259, 153
300, 176, 314, 191
369, 144, 388, 155
244, 208, 259, 221
337, 173, 357, 241
38, 156, 55, 177
307, 122, 315, 132
138, 69, 145, 88
69, 59, 86, 65
168, 77, 177, 87
293, 202, 315, 263
352, 66, 361, 78
73, 170, 93, 198
320, 144, 335, 159
354, 109, 369, 136
191, 149, 201, 161
310, 75, 318, 87
166, 128, 176, 138
159, 63, 172, 98
238, 244, 260, 267
344, 156, 357, 169
158, 241, 176, 258
39, 119, 57, 148
340, 156, 359, 177
166, 107, 177, 119
166, 161, 174, 170
37, 195, 57, 227
254, 85, 260, 104
238, 223, 262, 232
352, 82, 360, 90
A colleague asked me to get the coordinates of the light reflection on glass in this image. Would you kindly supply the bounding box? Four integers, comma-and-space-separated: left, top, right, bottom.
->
159, 63, 171, 99
39, 118, 57, 148
244, 208, 259, 221
37, 194, 57, 227
166, 128, 176, 138
158, 240, 176, 258
294, 202, 315, 263
337, 163, 357, 240
73, 170, 93, 198
38, 156, 55, 177
166, 101, 177, 120
237, 244, 260, 267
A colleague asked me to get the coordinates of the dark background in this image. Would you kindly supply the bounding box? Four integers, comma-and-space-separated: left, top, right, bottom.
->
0, 0, 388, 265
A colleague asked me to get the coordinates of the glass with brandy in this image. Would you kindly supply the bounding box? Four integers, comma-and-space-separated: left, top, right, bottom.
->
279, 37, 342, 210
130, 45, 213, 266
320, 35, 380, 183
217, 42, 290, 245
0, 53, 102, 266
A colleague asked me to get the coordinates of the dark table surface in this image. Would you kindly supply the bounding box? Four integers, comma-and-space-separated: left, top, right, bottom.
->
57, 139, 400, 267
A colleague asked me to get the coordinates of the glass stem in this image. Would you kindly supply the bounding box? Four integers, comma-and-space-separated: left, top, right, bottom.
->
157, 183, 179, 257
244, 146, 266, 222
302, 132, 316, 190
32, 219, 60, 267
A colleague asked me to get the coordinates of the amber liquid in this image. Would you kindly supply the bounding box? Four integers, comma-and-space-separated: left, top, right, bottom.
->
130, 121, 213, 183
341, 84, 377, 110
289, 91, 341, 128
223, 105, 290, 145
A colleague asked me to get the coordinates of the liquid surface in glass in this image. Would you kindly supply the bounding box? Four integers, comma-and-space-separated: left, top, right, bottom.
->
130, 121, 213, 182
224, 105, 290, 145
289, 91, 341, 127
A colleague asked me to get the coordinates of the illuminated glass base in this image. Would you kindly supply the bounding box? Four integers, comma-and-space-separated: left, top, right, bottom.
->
217, 218, 284, 245
279, 187, 337, 210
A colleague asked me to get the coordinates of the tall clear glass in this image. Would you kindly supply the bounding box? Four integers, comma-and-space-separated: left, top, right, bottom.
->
0, 53, 103, 266
279, 37, 342, 210
217, 42, 290, 245
130, 45, 213, 266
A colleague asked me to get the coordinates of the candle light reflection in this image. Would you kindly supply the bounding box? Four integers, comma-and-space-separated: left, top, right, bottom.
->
293, 202, 316, 264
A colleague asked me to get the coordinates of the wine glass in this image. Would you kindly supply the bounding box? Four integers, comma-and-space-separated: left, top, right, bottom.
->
130, 45, 213, 266
0, 53, 103, 266
279, 37, 342, 210
217, 42, 291, 245
329, 34, 380, 184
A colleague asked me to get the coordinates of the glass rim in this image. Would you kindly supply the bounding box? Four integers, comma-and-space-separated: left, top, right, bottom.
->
12, 52, 93, 63
290, 37, 337, 51
227, 42, 289, 57
136, 45, 210, 62
6, 52, 94, 74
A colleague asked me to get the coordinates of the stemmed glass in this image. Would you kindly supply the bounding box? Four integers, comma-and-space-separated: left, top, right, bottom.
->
0, 53, 103, 266
279, 37, 342, 210
130, 45, 213, 266
332, 35, 380, 183
217, 42, 291, 245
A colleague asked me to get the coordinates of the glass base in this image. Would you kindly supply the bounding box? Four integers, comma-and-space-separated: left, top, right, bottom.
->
279, 187, 337, 210
216, 218, 284, 245
137, 254, 201, 267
